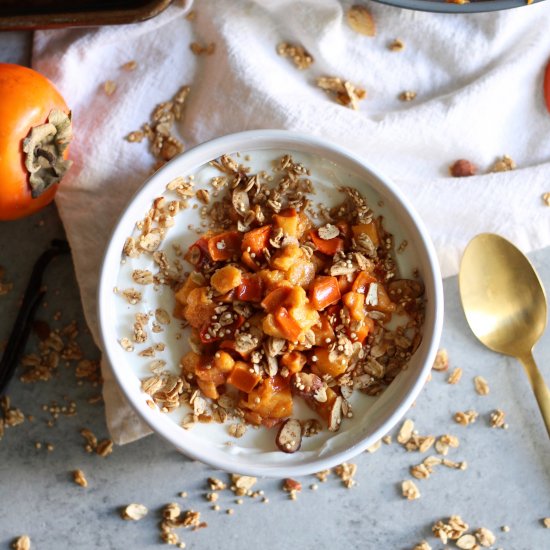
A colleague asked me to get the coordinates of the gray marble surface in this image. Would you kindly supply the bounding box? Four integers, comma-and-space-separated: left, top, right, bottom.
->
1, 31, 549, 550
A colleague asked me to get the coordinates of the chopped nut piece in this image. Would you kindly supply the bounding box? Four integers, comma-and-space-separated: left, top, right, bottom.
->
401, 479, 420, 500
448, 367, 463, 385
283, 478, 302, 492
122, 503, 148, 521
475, 527, 496, 547
231, 474, 257, 495
347, 4, 376, 36
366, 439, 382, 453
474, 375, 490, 396
12, 536, 31, 550
389, 38, 405, 52
541, 192, 550, 206
190, 42, 216, 55
490, 154, 516, 173
397, 418, 414, 444
450, 159, 477, 178
490, 409, 506, 428
276, 42, 314, 70
208, 477, 227, 491
432, 515, 469, 543
454, 410, 479, 426
456, 534, 477, 549
96, 439, 114, 457
121, 288, 142, 305
121, 60, 137, 71
196, 189, 210, 205
412, 542, 431, 550
103, 80, 116, 96
399, 91, 417, 102
317, 76, 366, 110
432, 349, 449, 371
73, 469, 88, 488
334, 463, 357, 488
315, 470, 330, 482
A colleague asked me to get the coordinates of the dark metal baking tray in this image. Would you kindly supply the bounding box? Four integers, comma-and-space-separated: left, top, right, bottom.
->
0, 0, 173, 30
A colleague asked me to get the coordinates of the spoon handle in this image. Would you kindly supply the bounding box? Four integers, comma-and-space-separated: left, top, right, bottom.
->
518, 352, 550, 438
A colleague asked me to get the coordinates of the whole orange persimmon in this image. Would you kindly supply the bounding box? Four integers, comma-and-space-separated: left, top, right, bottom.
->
0, 64, 72, 220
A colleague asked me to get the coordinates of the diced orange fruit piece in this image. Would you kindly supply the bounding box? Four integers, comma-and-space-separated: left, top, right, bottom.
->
273, 209, 299, 237
213, 351, 235, 373
242, 225, 271, 255
312, 347, 348, 378
342, 291, 365, 321
280, 351, 306, 374
274, 306, 303, 342
210, 265, 242, 294
227, 361, 262, 393
183, 287, 216, 329
352, 222, 379, 248
309, 276, 341, 311
309, 230, 344, 255
207, 231, 242, 261
270, 244, 303, 271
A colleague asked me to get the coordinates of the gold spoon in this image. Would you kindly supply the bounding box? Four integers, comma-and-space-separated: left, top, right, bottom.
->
459, 233, 550, 437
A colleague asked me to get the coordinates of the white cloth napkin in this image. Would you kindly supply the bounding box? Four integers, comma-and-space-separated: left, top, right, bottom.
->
32, 0, 550, 444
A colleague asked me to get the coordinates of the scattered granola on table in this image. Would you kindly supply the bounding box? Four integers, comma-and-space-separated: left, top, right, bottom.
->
389, 38, 405, 52
12, 536, 31, 550
316, 77, 366, 110
489, 154, 516, 173
125, 84, 190, 164
73, 469, 88, 488
276, 42, 314, 70
399, 91, 417, 102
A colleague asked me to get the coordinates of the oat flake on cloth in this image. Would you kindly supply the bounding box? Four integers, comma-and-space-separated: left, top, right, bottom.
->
32, 0, 550, 443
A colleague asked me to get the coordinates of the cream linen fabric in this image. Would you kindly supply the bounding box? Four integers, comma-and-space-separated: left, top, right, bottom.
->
32, 0, 550, 442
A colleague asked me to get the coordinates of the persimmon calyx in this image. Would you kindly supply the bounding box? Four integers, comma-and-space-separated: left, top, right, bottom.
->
22, 109, 73, 198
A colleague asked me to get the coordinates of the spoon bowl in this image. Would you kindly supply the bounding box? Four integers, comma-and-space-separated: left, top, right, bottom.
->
459, 233, 550, 437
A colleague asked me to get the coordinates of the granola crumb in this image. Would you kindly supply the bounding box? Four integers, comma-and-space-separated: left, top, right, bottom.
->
399, 90, 417, 102
121, 60, 137, 71
432, 349, 449, 371
412, 542, 431, 550
276, 42, 314, 70
541, 192, 550, 206
190, 42, 216, 56
226, 508, 234, 515
489, 409, 506, 428
475, 527, 496, 547
73, 469, 88, 488
490, 154, 516, 173
382, 435, 392, 445
474, 375, 490, 396
121, 503, 148, 521
401, 479, 420, 500
309, 483, 318, 490
542, 517, 550, 528
454, 410, 478, 426
501, 525, 510, 532
315, 469, 330, 482
448, 367, 463, 385
103, 80, 116, 96
389, 38, 405, 52
317, 76, 366, 110
12, 535, 31, 550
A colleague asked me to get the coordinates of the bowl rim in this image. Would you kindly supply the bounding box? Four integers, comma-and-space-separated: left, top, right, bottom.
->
372, 0, 543, 14
97, 129, 444, 477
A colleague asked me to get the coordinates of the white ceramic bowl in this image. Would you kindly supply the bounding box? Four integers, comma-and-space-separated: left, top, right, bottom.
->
98, 130, 443, 477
